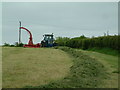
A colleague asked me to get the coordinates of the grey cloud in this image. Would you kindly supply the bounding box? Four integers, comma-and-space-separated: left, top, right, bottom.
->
2, 2, 118, 44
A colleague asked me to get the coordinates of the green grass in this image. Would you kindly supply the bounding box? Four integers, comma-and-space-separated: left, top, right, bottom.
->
2, 47, 72, 88
87, 47, 119, 56
0, 46, 2, 89
26, 47, 107, 88
2, 47, 118, 88
79, 49, 118, 88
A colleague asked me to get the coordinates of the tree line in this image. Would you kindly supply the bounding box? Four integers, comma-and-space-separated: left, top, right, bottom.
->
3, 42, 23, 47
55, 35, 119, 50
2, 35, 119, 50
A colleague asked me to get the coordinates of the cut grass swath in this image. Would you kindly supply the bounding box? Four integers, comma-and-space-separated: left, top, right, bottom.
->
26, 47, 107, 88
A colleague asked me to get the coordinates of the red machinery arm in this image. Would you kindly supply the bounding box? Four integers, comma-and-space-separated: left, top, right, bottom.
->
20, 27, 33, 45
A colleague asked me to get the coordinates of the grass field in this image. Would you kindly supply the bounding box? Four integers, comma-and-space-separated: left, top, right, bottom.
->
79, 49, 118, 88
2, 47, 72, 88
2, 47, 118, 88
0, 47, 2, 89
87, 47, 119, 56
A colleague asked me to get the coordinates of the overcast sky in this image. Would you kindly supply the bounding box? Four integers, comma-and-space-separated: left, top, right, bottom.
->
2, 2, 118, 45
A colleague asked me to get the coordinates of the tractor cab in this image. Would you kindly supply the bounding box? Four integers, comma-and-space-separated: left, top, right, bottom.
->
41, 33, 55, 47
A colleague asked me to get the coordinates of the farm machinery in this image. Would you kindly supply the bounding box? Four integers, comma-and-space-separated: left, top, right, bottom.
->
19, 22, 56, 48
41, 33, 56, 47
19, 27, 40, 48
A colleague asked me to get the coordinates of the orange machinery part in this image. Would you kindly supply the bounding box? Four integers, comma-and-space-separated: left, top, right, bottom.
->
20, 27, 40, 48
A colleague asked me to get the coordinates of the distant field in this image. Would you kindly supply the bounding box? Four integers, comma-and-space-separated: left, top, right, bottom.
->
2, 47, 72, 88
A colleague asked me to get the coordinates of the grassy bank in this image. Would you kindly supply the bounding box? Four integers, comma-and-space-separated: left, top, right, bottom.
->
79, 49, 118, 88
87, 47, 119, 56
26, 47, 107, 88
2, 47, 72, 88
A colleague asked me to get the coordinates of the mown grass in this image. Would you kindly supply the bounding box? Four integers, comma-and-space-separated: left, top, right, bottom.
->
2, 47, 72, 88
79, 49, 118, 88
26, 46, 107, 88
